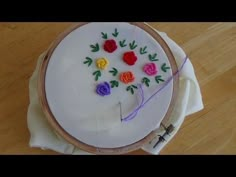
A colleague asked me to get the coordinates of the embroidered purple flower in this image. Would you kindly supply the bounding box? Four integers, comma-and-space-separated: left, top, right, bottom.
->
96, 82, 111, 96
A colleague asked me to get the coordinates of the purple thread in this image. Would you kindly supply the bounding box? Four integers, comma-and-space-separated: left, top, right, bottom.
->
122, 83, 145, 122
121, 56, 188, 122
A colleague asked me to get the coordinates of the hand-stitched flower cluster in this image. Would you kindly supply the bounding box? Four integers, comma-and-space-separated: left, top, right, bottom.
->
83, 28, 170, 96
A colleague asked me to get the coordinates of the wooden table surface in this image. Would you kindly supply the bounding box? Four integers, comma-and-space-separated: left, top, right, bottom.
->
0, 22, 235, 155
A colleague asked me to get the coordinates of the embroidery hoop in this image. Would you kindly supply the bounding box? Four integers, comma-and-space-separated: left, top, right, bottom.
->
38, 22, 179, 154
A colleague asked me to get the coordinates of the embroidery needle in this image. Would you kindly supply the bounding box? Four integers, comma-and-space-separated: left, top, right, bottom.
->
119, 102, 123, 122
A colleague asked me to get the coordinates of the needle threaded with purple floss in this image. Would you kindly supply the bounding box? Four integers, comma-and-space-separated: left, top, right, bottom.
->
121, 83, 145, 122
121, 55, 188, 122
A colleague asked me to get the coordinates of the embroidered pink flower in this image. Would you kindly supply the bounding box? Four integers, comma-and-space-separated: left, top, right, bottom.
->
103, 39, 117, 53
143, 63, 157, 76
123, 51, 137, 66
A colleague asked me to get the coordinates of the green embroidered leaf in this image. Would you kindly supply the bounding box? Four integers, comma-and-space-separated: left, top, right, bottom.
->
110, 80, 119, 88
140, 46, 148, 55
148, 53, 158, 61
109, 67, 118, 76
161, 63, 171, 72
129, 40, 138, 50
155, 75, 165, 84
83, 57, 93, 67
93, 70, 102, 81
142, 77, 150, 87
112, 28, 119, 37
119, 40, 127, 47
131, 88, 134, 95
90, 43, 99, 52
101, 32, 108, 39
126, 86, 131, 91
126, 85, 136, 95
126, 86, 133, 95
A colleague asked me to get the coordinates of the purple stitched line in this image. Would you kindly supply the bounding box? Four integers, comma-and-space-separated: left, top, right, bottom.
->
121, 55, 188, 122
122, 83, 144, 121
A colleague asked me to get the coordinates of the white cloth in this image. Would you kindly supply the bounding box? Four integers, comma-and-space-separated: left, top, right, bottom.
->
141, 31, 204, 154
27, 29, 204, 155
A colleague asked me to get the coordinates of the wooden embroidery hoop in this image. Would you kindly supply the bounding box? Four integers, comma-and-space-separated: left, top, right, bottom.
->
38, 22, 179, 154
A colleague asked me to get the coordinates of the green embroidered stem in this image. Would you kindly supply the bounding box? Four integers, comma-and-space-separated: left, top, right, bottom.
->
109, 67, 118, 76
83, 57, 93, 67
142, 77, 150, 87
129, 40, 138, 50
148, 53, 158, 61
119, 40, 127, 47
112, 28, 119, 37
101, 32, 108, 39
140, 46, 148, 55
126, 85, 138, 95
93, 70, 101, 81
90, 43, 99, 52
161, 63, 171, 72
110, 80, 119, 88
155, 75, 165, 84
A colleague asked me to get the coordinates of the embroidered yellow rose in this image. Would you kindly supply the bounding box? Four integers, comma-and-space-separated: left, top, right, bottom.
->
96, 57, 109, 70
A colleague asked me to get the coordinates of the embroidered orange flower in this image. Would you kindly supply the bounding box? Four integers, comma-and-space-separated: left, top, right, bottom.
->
120, 71, 135, 84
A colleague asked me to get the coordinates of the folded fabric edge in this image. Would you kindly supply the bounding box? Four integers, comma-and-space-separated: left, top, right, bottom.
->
142, 79, 191, 154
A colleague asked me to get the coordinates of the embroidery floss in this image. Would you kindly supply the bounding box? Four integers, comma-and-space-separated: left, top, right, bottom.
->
121, 56, 188, 122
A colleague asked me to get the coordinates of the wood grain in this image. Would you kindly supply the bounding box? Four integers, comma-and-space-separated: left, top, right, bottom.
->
0, 22, 235, 155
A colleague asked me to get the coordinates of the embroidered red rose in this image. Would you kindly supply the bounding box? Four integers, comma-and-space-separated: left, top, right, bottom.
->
120, 71, 135, 84
123, 51, 137, 66
103, 39, 117, 53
